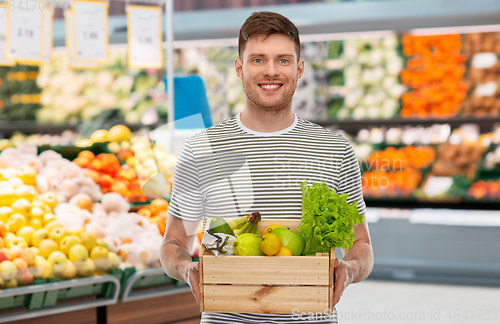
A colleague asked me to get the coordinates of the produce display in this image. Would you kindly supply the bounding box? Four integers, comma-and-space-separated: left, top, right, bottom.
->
400, 34, 469, 118
468, 178, 500, 201
336, 37, 406, 120
0, 66, 41, 121
431, 142, 485, 181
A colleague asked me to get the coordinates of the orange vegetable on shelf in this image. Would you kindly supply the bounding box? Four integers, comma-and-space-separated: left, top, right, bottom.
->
132, 199, 169, 235
362, 168, 422, 198
468, 179, 500, 200
367, 145, 436, 170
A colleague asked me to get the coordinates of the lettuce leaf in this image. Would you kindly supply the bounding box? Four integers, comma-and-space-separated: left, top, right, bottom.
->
298, 181, 364, 255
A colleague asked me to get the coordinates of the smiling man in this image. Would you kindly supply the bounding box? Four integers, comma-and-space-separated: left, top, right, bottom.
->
160, 11, 374, 324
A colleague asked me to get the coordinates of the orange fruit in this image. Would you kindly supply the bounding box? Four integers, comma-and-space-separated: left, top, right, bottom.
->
108, 125, 131, 142
84, 170, 100, 184
75, 197, 93, 212
275, 247, 293, 256
259, 233, 281, 256
110, 181, 128, 197
73, 157, 90, 168
149, 199, 169, 216
78, 150, 95, 161
137, 208, 151, 218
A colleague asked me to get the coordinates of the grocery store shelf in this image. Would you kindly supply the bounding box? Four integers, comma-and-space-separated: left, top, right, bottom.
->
365, 199, 500, 211
120, 267, 191, 303
0, 275, 120, 323
315, 116, 500, 134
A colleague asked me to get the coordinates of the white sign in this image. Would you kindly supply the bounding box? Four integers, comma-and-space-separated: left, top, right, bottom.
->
6, 0, 44, 65
72, 0, 108, 63
43, 7, 53, 64
65, 10, 99, 69
0, 6, 15, 66
127, 5, 162, 68
471, 52, 497, 69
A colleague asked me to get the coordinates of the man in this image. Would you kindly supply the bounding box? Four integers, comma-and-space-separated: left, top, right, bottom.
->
160, 11, 373, 323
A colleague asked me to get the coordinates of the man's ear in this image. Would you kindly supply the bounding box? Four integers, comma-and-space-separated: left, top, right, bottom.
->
235, 58, 243, 81
297, 59, 305, 81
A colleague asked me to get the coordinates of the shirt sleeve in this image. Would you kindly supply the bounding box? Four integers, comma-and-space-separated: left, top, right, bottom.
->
168, 139, 204, 222
336, 136, 366, 215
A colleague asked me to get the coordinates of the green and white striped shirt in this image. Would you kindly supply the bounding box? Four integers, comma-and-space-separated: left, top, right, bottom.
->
169, 113, 366, 324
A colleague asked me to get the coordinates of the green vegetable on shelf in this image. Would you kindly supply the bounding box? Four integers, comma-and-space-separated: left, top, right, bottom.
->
298, 181, 364, 255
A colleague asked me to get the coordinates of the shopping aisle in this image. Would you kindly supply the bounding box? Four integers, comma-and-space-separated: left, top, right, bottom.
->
336, 279, 500, 324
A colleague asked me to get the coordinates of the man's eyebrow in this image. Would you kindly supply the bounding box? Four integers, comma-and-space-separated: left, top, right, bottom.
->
247, 53, 295, 57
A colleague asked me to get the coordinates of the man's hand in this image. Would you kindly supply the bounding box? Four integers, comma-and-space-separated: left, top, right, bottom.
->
183, 262, 200, 304
332, 258, 357, 308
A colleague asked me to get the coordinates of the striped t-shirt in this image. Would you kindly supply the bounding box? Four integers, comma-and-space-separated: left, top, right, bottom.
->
169, 113, 366, 324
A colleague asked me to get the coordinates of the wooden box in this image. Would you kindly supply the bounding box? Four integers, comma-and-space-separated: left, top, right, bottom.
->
199, 219, 335, 314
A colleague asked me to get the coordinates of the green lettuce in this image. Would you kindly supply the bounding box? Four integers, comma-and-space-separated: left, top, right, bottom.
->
298, 181, 364, 255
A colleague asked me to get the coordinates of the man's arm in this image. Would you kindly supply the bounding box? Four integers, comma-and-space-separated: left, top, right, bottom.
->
332, 219, 374, 306
159, 215, 201, 303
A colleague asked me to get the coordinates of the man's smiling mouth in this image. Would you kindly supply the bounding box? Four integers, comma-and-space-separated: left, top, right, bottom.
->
259, 83, 283, 90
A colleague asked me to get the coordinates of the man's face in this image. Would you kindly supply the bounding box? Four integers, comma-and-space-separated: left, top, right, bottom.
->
235, 34, 304, 112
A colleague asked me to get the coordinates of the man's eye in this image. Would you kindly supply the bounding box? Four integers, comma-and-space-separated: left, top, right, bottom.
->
254, 59, 263, 63
279, 59, 289, 64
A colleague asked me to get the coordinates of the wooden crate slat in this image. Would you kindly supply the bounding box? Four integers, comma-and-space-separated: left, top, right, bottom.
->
329, 246, 335, 312
203, 255, 330, 285
203, 285, 330, 314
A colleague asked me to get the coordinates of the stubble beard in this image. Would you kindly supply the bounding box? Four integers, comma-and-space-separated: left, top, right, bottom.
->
242, 80, 297, 114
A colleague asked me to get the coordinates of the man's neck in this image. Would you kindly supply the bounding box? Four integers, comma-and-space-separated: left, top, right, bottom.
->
239, 107, 295, 133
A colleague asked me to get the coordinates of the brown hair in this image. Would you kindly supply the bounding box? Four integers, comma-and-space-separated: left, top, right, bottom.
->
238, 11, 300, 60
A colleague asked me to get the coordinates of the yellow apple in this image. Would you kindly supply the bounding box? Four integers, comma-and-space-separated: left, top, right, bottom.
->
0, 206, 12, 223
69, 244, 88, 262
16, 226, 35, 246
97, 239, 109, 250
60, 235, 80, 256
0, 221, 7, 237
0, 186, 15, 207
33, 256, 52, 279
5, 278, 18, 288
0, 276, 4, 289
48, 251, 67, 276
76, 259, 95, 277
7, 236, 28, 249
80, 232, 97, 252
69, 226, 85, 236
14, 185, 35, 202
16, 166, 37, 186
30, 247, 39, 256
108, 252, 120, 270
0, 260, 17, 280
90, 246, 108, 270
29, 218, 43, 230
39, 192, 58, 210
19, 248, 36, 266
61, 260, 77, 279
44, 220, 62, 233
10, 199, 32, 217
32, 229, 50, 247
30, 206, 44, 219
8, 177, 23, 188
7, 213, 27, 233
42, 213, 55, 225
38, 239, 58, 259
49, 227, 69, 245
4, 232, 15, 245
9, 245, 22, 259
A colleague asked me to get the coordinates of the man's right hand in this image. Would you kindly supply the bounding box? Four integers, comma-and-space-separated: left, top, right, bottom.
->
183, 261, 200, 304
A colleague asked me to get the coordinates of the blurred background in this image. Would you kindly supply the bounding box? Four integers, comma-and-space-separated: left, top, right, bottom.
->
0, 0, 500, 323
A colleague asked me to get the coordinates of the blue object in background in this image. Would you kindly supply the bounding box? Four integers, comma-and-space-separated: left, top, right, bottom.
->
164, 75, 214, 129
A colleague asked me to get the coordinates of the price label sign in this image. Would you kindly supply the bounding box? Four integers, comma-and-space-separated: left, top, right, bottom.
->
127, 5, 162, 68
43, 7, 53, 64
65, 10, 99, 69
0, 6, 15, 66
72, 0, 108, 63
6, 0, 44, 65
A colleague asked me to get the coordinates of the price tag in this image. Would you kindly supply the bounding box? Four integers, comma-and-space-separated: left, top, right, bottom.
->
127, 5, 162, 68
65, 10, 99, 69
0, 6, 15, 66
72, 0, 108, 63
6, 0, 44, 65
471, 52, 497, 69
43, 6, 53, 64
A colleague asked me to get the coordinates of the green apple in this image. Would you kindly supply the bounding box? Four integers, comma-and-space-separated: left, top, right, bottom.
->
5, 278, 18, 288
90, 246, 109, 270
50, 227, 69, 245
69, 244, 89, 262
7, 236, 28, 249
61, 260, 77, 279
7, 213, 27, 233
233, 233, 265, 256
38, 239, 58, 259
60, 236, 80, 256
47, 251, 68, 276
76, 259, 95, 277
16, 226, 35, 246
0, 260, 17, 280
32, 229, 50, 247
271, 228, 305, 256
108, 252, 120, 270
96, 239, 109, 250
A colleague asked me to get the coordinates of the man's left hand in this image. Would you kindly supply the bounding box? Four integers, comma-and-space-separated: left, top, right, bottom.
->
332, 258, 358, 307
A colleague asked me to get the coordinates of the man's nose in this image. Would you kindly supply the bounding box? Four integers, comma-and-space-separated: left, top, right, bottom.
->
263, 61, 280, 78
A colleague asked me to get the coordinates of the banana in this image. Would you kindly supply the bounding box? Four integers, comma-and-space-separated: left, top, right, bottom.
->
233, 212, 261, 236
227, 215, 248, 231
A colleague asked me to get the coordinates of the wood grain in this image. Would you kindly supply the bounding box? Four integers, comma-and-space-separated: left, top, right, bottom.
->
329, 247, 336, 311
199, 244, 205, 313
203, 254, 329, 285
203, 285, 329, 314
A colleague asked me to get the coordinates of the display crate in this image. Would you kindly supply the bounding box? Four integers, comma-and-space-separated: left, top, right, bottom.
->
199, 219, 336, 314
120, 267, 191, 303
0, 273, 121, 323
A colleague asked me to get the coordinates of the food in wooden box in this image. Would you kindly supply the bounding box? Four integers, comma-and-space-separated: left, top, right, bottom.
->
464, 32, 500, 55
431, 143, 484, 180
